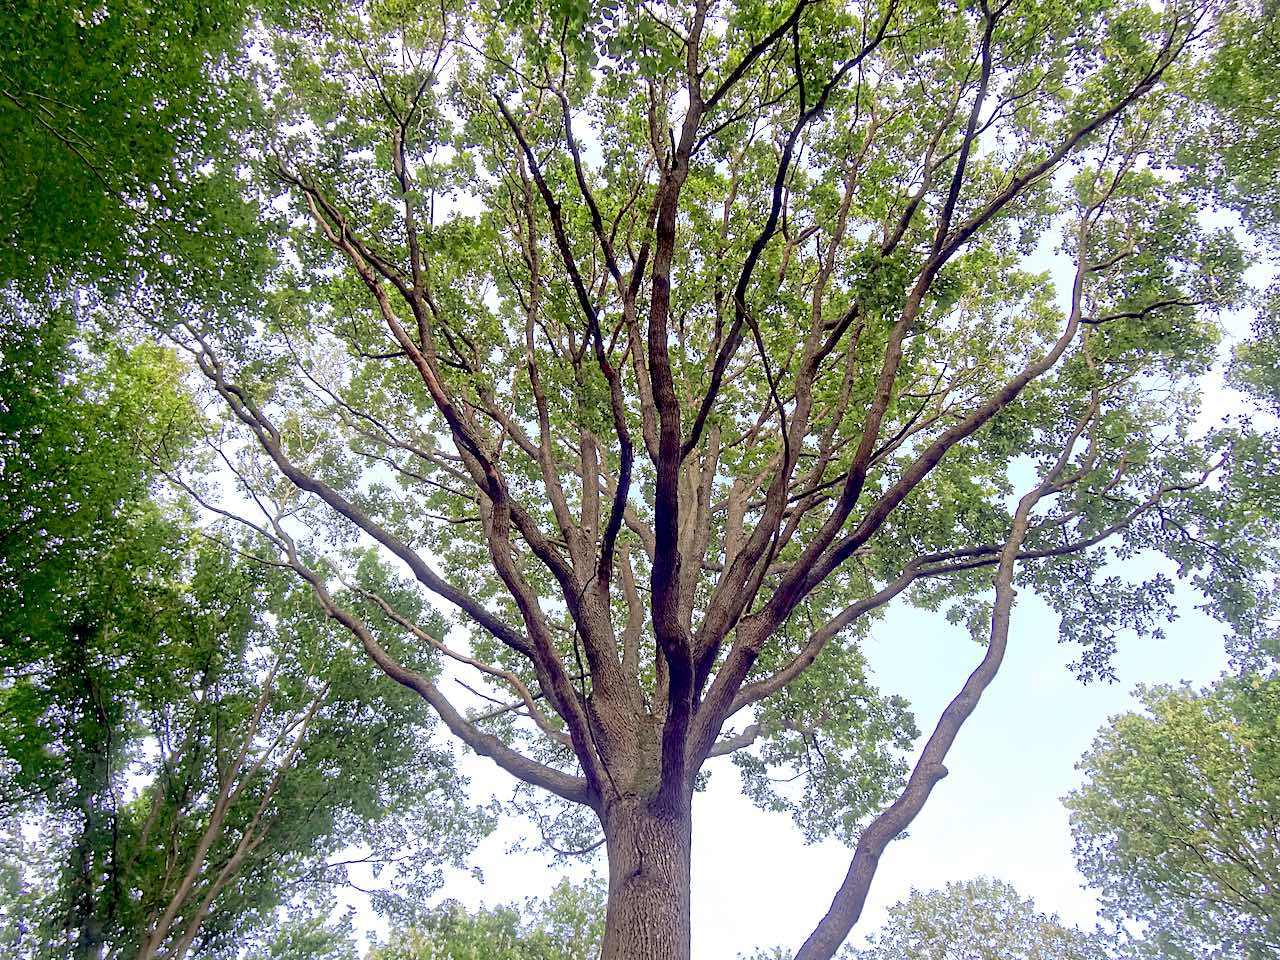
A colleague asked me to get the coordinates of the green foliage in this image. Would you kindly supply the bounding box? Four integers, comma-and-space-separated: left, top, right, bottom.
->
1231, 283, 1280, 416
8, 0, 1280, 954
1066, 676, 1280, 959
734, 641, 918, 844
855, 878, 1103, 960
0, 299, 200, 894
0, 296, 196, 667
245, 910, 361, 960
1176, 2, 1280, 245
2, 529, 483, 960
0, 0, 266, 293
371, 878, 605, 960
0, 310, 482, 959
4, 547, 483, 957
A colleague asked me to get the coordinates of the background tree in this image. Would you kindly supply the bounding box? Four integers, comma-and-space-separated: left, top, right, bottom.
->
1066, 675, 1280, 960
370, 878, 605, 960
1, 298, 197, 958
1, 535, 482, 960
854, 878, 1102, 960
0, 310, 482, 960
245, 910, 361, 960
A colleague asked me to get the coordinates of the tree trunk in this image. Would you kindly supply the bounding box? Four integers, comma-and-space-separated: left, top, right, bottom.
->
600, 796, 692, 960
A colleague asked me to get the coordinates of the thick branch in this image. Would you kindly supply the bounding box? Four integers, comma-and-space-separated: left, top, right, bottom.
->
791, 416, 1077, 960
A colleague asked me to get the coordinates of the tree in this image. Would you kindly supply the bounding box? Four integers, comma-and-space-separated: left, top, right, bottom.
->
1, 535, 482, 960
855, 878, 1101, 960
371, 878, 605, 960
1066, 675, 1280, 960
0, 311, 480, 960
0, 0, 267, 293
1, 298, 199, 958
120, 0, 1278, 956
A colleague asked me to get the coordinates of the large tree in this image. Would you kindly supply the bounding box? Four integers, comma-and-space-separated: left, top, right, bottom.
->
124, 0, 1279, 956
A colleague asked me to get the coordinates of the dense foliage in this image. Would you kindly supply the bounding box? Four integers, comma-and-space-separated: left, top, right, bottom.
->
4, 0, 1280, 955
1067, 676, 1280, 960
0, 0, 269, 293
855, 878, 1101, 960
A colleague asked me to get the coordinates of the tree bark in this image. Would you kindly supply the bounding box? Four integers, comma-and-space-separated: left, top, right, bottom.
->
600, 796, 692, 960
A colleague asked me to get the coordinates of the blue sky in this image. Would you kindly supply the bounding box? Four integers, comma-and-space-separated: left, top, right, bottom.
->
688, 573, 1229, 954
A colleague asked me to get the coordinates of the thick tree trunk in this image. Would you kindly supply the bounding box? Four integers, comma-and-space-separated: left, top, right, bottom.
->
600, 797, 692, 960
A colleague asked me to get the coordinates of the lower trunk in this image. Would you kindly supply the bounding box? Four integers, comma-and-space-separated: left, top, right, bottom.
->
600, 797, 692, 960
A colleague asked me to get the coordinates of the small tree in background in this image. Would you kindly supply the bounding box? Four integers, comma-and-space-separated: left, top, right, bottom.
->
371, 878, 605, 960
855, 878, 1101, 960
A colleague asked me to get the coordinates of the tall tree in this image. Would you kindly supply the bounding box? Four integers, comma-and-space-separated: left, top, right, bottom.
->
1, 302, 200, 960
1066, 675, 1280, 960
129, 0, 1278, 956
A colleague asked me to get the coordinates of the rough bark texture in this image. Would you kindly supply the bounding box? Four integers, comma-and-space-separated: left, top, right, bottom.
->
601, 797, 693, 960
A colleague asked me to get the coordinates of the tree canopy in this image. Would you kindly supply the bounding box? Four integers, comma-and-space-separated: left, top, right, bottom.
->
5, 0, 1280, 956
0, 0, 270, 294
